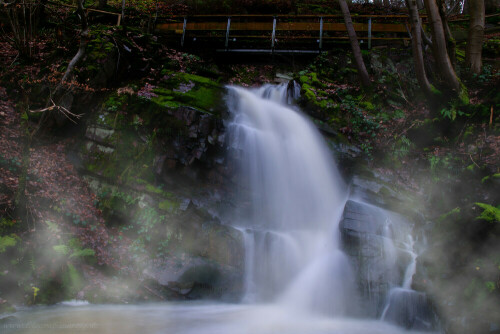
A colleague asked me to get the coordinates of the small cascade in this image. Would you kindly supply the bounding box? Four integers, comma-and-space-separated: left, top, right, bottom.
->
379, 232, 437, 330
402, 236, 417, 289
381, 288, 435, 331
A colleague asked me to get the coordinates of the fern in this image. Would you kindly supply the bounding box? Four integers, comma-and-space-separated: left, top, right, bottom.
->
69, 248, 95, 259
45, 220, 60, 233
28, 256, 36, 272
53, 244, 70, 256
475, 203, 500, 223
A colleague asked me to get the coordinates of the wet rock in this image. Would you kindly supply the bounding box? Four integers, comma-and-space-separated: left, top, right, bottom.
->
340, 200, 414, 317
146, 256, 243, 301
85, 126, 115, 143
382, 288, 438, 331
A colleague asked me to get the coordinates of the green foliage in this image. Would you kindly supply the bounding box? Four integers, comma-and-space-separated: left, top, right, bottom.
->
437, 207, 461, 223
0, 235, 18, 253
391, 135, 412, 159
53, 245, 70, 256
45, 220, 60, 234
439, 98, 469, 121
135, 207, 165, 239
62, 263, 84, 295
428, 153, 462, 181
69, 248, 95, 259
53, 238, 95, 260
483, 39, 500, 58
485, 281, 496, 292
473, 64, 500, 84
475, 203, 500, 223
481, 173, 500, 184
340, 93, 381, 154
0, 217, 18, 234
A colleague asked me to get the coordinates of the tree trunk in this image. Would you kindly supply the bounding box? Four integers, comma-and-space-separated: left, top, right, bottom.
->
424, 0, 461, 92
61, 0, 88, 84
437, 0, 457, 68
337, 0, 371, 87
121, 0, 126, 25
406, 0, 434, 96
466, 0, 485, 74
383, 0, 390, 6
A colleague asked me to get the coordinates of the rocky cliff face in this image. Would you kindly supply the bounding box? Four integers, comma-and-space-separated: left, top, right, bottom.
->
74, 68, 245, 301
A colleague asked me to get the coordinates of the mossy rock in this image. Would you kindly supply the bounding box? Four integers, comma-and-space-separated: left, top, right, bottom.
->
153, 72, 223, 114
158, 199, 180, 213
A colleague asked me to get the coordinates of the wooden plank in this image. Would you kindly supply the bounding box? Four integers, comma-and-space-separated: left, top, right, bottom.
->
370, 23, 407, 32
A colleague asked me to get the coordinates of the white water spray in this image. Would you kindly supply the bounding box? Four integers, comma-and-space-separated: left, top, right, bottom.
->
227, 83, 355, 315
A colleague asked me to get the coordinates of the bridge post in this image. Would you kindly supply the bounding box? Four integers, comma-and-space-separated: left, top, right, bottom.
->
225, 17, 231, 51
319, 17, 324, 51
181, 17, 187, 47
271, 17, 277, 52
368, 17, 372, 50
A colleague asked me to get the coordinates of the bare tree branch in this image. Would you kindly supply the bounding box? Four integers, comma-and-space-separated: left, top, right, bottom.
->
30, 99, 84, 124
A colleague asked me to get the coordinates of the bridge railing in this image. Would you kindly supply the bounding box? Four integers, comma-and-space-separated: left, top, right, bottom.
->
156, 14, 419, 52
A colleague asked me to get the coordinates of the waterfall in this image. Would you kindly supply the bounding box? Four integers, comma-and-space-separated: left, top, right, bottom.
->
227, 82, 355, 315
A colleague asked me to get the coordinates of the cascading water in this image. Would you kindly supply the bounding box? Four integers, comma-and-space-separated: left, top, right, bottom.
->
226, 82, 356, 315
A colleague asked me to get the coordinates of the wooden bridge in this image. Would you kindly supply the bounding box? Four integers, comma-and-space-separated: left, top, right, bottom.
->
156, 15, 419, 53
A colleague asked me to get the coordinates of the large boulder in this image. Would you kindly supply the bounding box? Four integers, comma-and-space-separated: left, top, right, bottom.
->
339, 199, 414, 317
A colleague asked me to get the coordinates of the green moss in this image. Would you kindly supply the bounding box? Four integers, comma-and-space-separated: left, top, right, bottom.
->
360, 101, 375, 111
301, 83, 317, 103
159, 199, 179, 213
152, 80, 221, 114
146, 184, 163, 194
459, 83, 469, 105
309, 72, 322, 86
429, 84, 442, 97
300, 75, 311, 85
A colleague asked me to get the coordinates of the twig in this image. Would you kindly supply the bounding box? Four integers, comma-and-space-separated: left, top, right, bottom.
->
396, 72, 410, 104
30, 99, 84, 124
469, 154, 480, 168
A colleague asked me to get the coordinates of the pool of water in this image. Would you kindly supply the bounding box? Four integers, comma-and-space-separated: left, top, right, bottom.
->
1, 302, 439, 334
